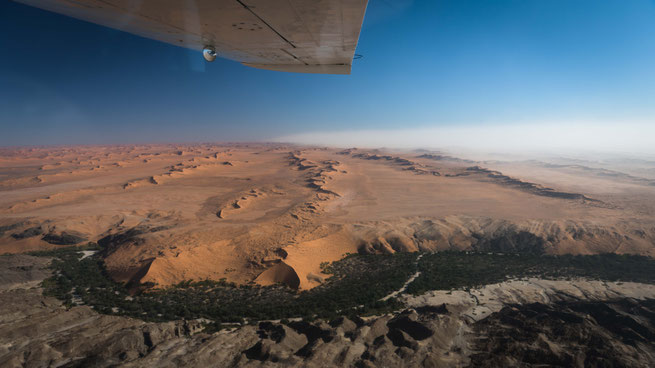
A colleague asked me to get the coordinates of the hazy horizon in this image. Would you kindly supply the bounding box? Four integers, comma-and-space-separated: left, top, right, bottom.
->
4, 121, 654, 160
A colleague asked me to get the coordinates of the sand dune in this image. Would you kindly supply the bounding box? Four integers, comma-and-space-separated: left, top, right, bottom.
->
255, 261, 301, 289
1, 144, 655, 290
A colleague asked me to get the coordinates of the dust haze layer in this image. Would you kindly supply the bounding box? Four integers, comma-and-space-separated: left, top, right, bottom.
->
274, 122, 655, 156
1, 143, 655, 290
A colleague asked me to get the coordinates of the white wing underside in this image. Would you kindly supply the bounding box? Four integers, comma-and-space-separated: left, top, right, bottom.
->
14, 0, 368, 74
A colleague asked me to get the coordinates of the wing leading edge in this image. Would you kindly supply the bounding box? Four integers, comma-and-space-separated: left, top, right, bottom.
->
14, 0, 368, 74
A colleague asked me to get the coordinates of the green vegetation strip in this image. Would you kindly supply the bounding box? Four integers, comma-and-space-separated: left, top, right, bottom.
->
32, 247, 416, 323
407, 251, 655, 295
31, 247, 655, 324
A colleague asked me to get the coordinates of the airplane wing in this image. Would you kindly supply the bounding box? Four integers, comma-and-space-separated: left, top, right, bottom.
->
13, 0, 368, 74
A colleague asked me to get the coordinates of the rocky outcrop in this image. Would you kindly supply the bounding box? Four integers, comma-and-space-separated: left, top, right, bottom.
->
0, 222, 23, 236
469, 299, 655, 368
387, 312, 434, 341
243, 322, 308, 362
10, 226, 43, 239
0, 254, 51, 289
41, 231, 87, 245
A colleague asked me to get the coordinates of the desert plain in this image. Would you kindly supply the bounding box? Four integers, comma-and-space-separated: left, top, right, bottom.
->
2, 143, 655, 367
1, 143, 655, 289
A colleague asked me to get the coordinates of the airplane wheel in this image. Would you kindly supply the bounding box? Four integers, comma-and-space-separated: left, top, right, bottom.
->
203, 46, 217, 62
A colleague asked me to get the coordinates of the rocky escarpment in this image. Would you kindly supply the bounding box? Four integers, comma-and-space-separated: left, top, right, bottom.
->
237, 311, 444, 367
417, 153, 477, 164
458, 166, 605, 204
469, 299, 655, 368
353, 216, 655, 257
349, 152, 441, 176
2, 255, 655, 367
0, 287, 213, 367
0, 287, 455, 367
416, 154, 610, 205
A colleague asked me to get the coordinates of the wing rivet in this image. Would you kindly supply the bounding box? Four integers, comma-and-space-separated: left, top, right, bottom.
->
203, 46, 217, 62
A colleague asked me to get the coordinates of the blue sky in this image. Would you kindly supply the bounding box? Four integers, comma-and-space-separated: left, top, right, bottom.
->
1, 0, 655, 147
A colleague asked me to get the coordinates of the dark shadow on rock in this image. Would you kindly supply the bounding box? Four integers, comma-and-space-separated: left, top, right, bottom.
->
387, 314, 433, 341
42, 232, 86, 245
11, 227, 43, 239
